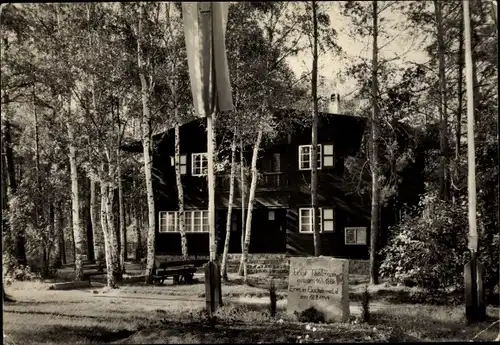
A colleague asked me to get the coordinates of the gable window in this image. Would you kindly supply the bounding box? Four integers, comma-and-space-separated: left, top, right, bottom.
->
158, 210, 209, 233
170, 155, 187, 175
345, 227, 367, 245
323, 144, 334, 167
192, 153, 208, 176
298, 145, 322, 170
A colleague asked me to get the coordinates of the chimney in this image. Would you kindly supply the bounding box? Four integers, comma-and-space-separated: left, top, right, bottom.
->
328, 93, 341, 114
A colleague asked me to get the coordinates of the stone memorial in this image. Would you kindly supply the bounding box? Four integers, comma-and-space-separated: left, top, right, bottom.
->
287, 256, 349, 322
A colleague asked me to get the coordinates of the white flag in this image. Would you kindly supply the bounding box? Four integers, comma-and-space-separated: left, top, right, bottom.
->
182, 2, 233, 118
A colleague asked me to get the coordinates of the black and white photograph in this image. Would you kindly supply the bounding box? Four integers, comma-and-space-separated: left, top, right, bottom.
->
1, 1, 499, 343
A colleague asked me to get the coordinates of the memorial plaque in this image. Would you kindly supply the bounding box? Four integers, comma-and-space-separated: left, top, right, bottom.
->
287, 256, 349, 322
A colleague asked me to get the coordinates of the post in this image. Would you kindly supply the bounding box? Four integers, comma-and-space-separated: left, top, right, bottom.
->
463, 0, 485, 323
207, 113, 216, 262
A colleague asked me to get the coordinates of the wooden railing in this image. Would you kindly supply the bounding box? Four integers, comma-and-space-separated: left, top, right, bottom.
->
216, 172, 288, 190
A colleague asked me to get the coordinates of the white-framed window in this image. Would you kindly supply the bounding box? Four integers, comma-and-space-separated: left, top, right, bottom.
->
323, 144, 334, 167
268, 210, 275, 220
159, 211, 178, 233
191, 153, 208, 176
322, 208, 335, 232
299, 207, 335, 233
299, 208, 321, 233
170, 155, 187, 175
345, 227, 367, 245
158, 210, 209, 233
298, 145, 322, 170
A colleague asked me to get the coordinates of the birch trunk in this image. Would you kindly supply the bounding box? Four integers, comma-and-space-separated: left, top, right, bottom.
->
100, 180, 116, 288
60, 202, 66, 265
311, 0, 321, 257
90, 179, 103, 261
174, 124, 188, 259
53, 200, 62, 268
118, 165, 127, 273
133, 179, 142, 261
134, 201, 141, 261
67, 96, 84, 281
106, 185, 122, 281
434, 0, 451, 201
241, 129, 263, 283
369, 0, 381, 285
137, 5, 156, 283
221, 132, 237, 281
238, 139, 246, 276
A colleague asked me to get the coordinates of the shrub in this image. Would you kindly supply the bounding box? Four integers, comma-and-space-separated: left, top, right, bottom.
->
295, 307, 325, 323
380, 192, 469, 291
3, 253, 40, 284
380, 190, 499, 301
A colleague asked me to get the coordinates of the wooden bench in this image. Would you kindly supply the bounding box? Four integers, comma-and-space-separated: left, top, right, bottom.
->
152, 258, 208, 285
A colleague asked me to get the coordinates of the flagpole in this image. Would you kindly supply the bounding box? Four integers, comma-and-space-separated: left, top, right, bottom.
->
463, 0, 486, 323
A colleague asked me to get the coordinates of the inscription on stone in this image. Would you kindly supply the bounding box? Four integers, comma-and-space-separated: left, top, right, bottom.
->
287, 256, 349, 322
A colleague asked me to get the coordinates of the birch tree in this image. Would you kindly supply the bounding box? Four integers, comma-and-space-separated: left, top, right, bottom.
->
135, 3, 156, 282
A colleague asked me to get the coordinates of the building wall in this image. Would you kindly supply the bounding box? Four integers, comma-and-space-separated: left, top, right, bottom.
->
151, 114, 370, 259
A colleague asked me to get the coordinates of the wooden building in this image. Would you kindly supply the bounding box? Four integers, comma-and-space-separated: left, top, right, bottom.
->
122, 110, 370, 260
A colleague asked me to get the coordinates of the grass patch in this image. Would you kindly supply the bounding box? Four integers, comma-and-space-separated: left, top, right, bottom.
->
370, 304, 499, 341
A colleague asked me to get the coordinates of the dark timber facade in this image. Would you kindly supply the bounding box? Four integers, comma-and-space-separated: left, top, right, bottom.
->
122, 111, 370, 260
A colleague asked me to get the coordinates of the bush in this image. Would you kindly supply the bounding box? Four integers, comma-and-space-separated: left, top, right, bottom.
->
380, 191, 499, 300
380, 192, 469, 291
3, 253, 40, 284
295, 307, 325, 323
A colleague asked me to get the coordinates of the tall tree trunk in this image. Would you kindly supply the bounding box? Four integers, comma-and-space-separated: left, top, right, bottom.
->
221, 132, 237, 281
456, 2, 464, 162
132, 179, 142, 261
60, 201, 67, 265
3, 101, 26, 265
67, 95, 84, 280
134, 201, 141, 261
240, 129, 263, 283
238, 139, 246, 276
207, 113, 217, 262
106, 183, 122, 281
90, 179, 103, 261
47, 204, 55, 274
137, 5, 156, 283
53, 200, 62, 268
463, 0, 478, 254
434, 0, 451, 201
33, 87, 48, 277
118, 165, 126, 273
369, 0, 381, 286
174, 123, 188, 260
311, 0, 321, 257
84, 191, 95, 262
100, 179, 116, 288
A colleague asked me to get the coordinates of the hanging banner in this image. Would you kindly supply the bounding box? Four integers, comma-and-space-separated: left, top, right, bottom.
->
182, 2, 233, 118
